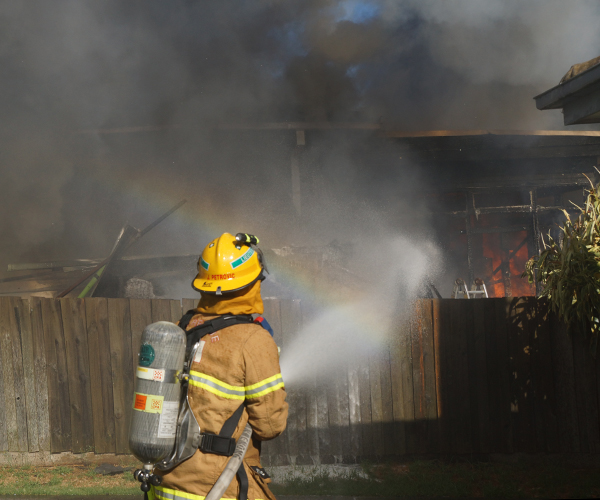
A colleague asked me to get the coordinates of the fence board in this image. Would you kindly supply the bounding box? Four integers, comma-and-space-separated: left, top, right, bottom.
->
358, 355, 374, 458
280, 299, 303, 463
435, 299, 453, 454
182, 298, 197, 314
41, 298, 71, 452
61, 298, 94, 453
151, 299, 172, 323
170, 300, 182, 323
549, 315, 580, 452
448, 299, 472, 453
261, 299, 288, 464
0, 299, 8, 451
378, 346, 394, 458
468, 299, 490, 454
108, 299, 134, 454
337, 362, 352, 462
0, 298, 17, 451
347, 359, 362, 459
130, 299, 153, 374
412, 300, 438, 453
390, 317, 412, 455
508, 298, 537, 453
30, 297, 50, 452
410, 302, 427, 455
6, 297, 28, 451
368, 350, 384, 458
432, 299, 443, 454
529, 299, 558, 453
572, 328, 600, 453
487, 298, 512, 453
16, 299, 39, 452
85, 298, 115, 454
280, 300, 300, 461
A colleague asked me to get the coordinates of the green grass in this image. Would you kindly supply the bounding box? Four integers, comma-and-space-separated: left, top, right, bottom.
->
0, 463, 140, 496
1, 459, 599, 497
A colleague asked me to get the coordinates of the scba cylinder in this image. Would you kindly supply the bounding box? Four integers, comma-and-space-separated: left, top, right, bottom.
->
129, 321, 186, 465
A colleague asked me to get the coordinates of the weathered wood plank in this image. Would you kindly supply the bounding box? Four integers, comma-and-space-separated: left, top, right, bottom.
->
170, 300, 182, 323
0, 298, 7, 452
108, 299, 134, 454
358, 354, 373, 458
486, 298, 512, 453
151, 299, 172, 323
529, 299, 558, 453
419, 300, 439, 454
549, 315, 579, 452
7, 297, 28, 451
61, 298, 94, 453
410, 301, 426, 455
467, 298, 490, 454
434, 299, 454, 454
507, 297, 536, 453
182, 298, 197, 314
280, 300, 301, 462
432, 299, 443, 454
261, 299, 288, 464
0, 297, 18, 451
16, 299, 39, 452
368, 349, 384, 457
337, 359, 352, 462
379, 344, 394, 458
571, 325, 600, 453
347, 358, 362, 460
41, 298, 71, 452
411, 300, 437, 454
130, 299, 153, 376
30, 297, 50, 452
448, 298, 472, 454
390, 316, 412, 455
85, 298, 115, 454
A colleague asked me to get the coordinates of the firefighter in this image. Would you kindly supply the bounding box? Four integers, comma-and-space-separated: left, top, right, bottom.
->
150, 233, 288, 500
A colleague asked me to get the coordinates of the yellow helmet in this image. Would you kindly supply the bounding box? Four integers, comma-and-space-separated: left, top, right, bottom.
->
192, 233, 264, 295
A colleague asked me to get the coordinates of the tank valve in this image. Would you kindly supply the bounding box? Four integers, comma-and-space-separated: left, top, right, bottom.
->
134, 464, 162, 498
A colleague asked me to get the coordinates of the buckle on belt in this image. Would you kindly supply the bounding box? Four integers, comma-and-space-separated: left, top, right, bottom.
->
199, 433, 236, 456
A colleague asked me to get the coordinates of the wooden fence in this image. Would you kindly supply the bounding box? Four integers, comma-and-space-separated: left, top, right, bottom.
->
0, 296, 599, 465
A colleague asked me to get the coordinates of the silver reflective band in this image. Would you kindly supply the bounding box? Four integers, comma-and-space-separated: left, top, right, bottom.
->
245, 376, 283, 397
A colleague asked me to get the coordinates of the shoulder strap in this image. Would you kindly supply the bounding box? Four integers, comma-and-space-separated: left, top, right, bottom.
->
183, 314, 255, 353
219, 402, 245, 437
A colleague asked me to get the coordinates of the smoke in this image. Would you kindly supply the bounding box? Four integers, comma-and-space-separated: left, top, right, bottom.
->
279, 234, 440, 386
1, 0, 599, 282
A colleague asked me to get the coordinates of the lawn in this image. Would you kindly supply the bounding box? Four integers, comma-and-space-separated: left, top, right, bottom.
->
0, 458, 598, 498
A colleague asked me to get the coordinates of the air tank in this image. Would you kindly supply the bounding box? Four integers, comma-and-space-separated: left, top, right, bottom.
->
129, 321, 187, 465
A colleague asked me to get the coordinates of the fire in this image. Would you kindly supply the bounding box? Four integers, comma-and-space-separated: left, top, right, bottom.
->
482, 230, 534, 297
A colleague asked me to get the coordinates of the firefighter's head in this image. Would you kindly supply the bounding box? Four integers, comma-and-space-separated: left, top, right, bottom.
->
192, 233, 267, 296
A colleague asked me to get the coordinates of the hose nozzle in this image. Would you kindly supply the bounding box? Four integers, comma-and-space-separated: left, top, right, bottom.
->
235, 233, 259, 246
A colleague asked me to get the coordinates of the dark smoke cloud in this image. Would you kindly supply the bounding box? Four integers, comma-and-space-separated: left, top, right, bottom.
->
0, 0, 599, 284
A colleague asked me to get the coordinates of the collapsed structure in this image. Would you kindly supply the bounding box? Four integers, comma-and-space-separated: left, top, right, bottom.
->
3, 124, 599, 300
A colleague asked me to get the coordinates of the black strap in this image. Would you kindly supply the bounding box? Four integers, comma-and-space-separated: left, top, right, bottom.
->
183, 314, 255, 353
220, 402, 245, 437
236, 463, 249, 500
199, 403, 246, 456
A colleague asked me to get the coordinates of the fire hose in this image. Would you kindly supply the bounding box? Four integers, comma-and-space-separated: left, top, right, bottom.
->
205, 423, 253, 500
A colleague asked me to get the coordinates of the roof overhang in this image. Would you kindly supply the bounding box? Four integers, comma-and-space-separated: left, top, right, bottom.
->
534, 62, 600, 125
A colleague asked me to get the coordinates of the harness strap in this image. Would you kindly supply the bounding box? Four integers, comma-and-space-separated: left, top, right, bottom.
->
199, 403, 245, 457
184, 314, 255, 353
236, 463, 249, 500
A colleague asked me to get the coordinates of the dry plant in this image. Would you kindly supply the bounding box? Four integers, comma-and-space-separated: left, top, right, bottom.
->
523, 175, 600, 355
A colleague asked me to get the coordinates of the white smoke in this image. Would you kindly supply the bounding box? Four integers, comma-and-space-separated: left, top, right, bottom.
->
279, 234, 441, 386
